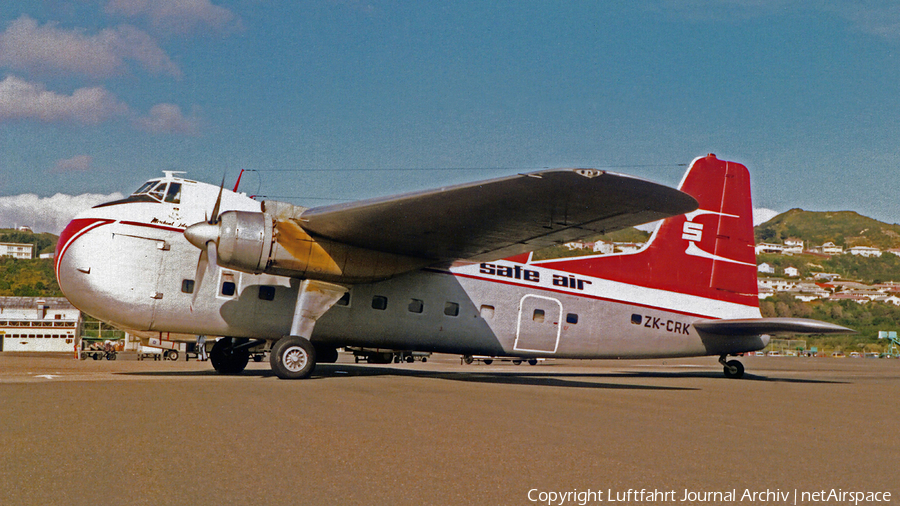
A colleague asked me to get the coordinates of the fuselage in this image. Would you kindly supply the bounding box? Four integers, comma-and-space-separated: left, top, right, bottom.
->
56, 173, 766, 360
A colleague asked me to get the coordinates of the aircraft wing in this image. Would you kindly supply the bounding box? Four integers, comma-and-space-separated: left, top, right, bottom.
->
297, 169, 698, 262
694, 318, 855, 336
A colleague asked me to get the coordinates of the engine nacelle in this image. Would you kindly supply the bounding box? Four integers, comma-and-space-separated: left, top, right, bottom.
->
214, 210, 274, 274
188, 204, 430, 283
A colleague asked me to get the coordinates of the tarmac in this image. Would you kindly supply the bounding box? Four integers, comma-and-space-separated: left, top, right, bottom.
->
1, 352, 898, 506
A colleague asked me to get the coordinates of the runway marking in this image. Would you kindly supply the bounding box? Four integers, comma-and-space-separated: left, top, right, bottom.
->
34, 374, 61, 380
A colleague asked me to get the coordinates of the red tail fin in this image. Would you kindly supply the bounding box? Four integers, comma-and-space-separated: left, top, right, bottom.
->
531, 154, 759, 310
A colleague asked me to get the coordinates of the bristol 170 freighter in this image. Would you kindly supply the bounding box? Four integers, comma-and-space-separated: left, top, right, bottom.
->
55, 154, 851, 379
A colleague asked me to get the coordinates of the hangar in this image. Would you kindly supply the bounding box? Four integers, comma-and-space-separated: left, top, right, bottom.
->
0, 297, 82, 353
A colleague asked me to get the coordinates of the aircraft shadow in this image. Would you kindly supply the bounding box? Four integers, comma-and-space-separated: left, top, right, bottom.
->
120, 363, 846, 387
123, 364, 698, 390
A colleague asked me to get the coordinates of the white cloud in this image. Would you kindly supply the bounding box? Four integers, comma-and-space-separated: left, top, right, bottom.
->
53, 155, 93, 172
753, 208, 779, 226
0, 75, 128, 124
132, 103, 200, 134
0, 193, 125, 234
0, 15, 180, 78
105, 0, 239, 34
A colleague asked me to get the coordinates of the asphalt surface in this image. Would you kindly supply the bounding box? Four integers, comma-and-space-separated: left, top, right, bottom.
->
1, 353, 898, 506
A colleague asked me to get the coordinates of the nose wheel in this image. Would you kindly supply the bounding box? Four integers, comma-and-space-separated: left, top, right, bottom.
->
719, 354, 744, 379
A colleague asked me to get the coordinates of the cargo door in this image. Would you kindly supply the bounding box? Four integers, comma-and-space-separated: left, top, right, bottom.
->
514, 294, 562, 354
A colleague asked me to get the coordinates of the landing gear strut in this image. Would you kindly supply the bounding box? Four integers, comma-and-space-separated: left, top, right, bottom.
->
270, 279, 347, 380
719, 354, 744, 379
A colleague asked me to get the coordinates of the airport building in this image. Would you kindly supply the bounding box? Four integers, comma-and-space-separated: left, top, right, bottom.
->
0, 297, 82, 352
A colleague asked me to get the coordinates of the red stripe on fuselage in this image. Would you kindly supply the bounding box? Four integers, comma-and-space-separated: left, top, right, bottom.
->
55, 218, 115, 279
446, 270, 727, 320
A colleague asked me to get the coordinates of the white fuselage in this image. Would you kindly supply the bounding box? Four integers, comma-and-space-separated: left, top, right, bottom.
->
56, 178, 766, 359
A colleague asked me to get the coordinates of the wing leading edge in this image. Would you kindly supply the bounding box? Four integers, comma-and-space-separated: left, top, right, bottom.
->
296, 169, 698, 263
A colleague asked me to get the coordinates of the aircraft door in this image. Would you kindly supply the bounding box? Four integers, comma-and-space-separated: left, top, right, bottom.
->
514, 294, 562, 354
109, 233, 167, 330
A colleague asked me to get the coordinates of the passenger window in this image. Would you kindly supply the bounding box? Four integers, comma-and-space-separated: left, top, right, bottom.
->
372, 296, 388, 310
221, 273, 236, 296
631, 314, 642, 325
258, 286, 275, 301
164, 183, 182, 204
480, 305, 495, 320
181, 279, 195, 294
444, 302, 459, 317
566, 313, 578, 324
335, 292, 351, 307
533, 309, 545, 323
408, 299, 424, 314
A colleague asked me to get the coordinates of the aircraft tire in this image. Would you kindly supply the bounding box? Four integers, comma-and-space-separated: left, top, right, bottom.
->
723, 360, 744, 379
313, 345, 339, 364
463, 355, 474, 365
210, 338, 250, 375
270, 336, 316, 380
528, 359, 538, 366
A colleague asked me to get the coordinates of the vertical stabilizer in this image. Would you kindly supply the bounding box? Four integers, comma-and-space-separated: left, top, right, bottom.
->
531, 154, 759, 312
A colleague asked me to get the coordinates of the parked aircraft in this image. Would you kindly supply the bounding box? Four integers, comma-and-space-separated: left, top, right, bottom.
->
55, 155, 852, 379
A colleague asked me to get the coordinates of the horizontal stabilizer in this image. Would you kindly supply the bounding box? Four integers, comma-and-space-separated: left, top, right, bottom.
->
694, 318, 855, 336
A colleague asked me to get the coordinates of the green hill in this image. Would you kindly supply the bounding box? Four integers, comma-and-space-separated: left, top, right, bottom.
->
0, 229, 61, 296
755, 209, 900, 250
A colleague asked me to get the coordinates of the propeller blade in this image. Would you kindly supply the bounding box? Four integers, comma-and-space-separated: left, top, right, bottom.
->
209, 176, 225, 224
190, 241, 218, 311
190, 248, 209, 311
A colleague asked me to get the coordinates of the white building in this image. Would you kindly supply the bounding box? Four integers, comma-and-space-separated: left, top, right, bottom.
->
784, 239, 804, 254
812, 242, 843, 255
755, 243, 785, 255
0, 242, 34, 259
758, 278, 797, 292
0, 297, 82, 352
784, 266, 799, 277
757, 263, 775, 274
847, 246, 882, 258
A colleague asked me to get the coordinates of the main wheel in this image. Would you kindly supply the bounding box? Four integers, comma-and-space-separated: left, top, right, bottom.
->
270, 336, 316, 380
210, 338, 250, 375
723, 360, 744, 379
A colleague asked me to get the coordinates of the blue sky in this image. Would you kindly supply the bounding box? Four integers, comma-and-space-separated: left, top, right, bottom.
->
1, 1, 899, 233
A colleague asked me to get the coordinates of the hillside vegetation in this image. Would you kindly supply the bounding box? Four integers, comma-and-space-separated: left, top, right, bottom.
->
0, 258, 62, 296
755, 209, 900, 250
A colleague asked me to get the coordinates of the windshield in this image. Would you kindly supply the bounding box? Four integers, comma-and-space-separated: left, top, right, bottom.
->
130, 180, 181, 204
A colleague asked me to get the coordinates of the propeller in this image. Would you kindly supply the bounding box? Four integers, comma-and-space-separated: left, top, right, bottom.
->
184, 178, 226, 310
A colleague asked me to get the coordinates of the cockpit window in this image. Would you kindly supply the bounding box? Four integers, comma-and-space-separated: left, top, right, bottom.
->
134, 180, 159, 195
148, 181, 167, 201
164, 183, 182, 204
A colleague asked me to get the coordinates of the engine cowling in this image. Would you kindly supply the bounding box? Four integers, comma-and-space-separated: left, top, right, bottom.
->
184, 205, 429, 283
215, 210, 273, 273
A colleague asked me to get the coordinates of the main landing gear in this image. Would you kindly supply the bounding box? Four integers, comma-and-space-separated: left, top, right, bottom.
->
719, 354, 744, 379
270, 279, 348, 380
210, 338, 265, 375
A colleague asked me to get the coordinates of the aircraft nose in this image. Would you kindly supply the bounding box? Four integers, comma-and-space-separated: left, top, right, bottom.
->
55, 218, 113, 304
